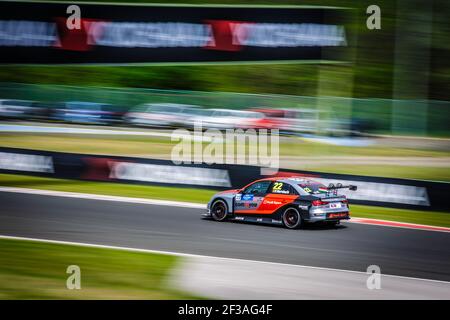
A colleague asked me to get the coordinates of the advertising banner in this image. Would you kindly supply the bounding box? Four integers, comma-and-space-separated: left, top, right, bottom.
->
0, 1, 351, 64
1, 147, 448, 211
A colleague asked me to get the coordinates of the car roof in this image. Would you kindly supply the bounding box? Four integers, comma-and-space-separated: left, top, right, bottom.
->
247, 176, 319, 184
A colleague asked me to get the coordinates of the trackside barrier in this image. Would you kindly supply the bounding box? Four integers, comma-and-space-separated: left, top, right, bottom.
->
0, 147, 448, 211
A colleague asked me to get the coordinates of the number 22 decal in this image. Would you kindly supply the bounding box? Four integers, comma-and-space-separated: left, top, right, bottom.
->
273, 182, 283, 191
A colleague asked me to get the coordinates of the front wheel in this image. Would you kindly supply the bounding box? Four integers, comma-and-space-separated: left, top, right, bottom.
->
211, 200, 228, 222
282, 207, 302, 229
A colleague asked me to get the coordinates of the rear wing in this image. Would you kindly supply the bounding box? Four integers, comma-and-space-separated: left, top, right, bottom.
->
325, 183, 357, 197
327, 183, 357, 191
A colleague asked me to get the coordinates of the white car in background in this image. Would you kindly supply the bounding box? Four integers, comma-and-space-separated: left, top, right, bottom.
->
187, 108, 265, 130
124, 103, 200, 128
0, 99, 33, 119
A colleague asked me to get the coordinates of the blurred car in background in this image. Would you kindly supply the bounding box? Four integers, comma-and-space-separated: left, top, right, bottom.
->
53, 101, 126, 125
0, 99, 60, 122
251, 108, 325, 134
124, 103, 201, 128
251, 108, 368, 136
176, 107, 214, 129
0, 99, 37, 120
188, 108, 267, 130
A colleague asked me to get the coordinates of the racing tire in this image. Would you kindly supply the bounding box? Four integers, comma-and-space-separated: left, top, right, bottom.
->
281, 207, 302, 229
211, 200, 228, 222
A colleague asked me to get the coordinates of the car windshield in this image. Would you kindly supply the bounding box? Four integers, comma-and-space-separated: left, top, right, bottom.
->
298, 183, 328, 195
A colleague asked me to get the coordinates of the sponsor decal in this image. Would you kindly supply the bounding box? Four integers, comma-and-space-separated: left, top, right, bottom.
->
204, 20, 249, 51
235, 194, 242, 201
0, 20, 347, 51
0, 20, 58, 47
54, 17, 106, 51
242, 194, 254, 201
303, 187, 313, 193
263, 200, 283, 205
235, 201, 256, 208
298, 205, 309, 210
329, 213, 347, 218
272, 189, 290, 194
109, 162, 231, 187
0, 3, 350, 64
314, 178, 430, 206
0, 152, 54, 173
272, 182, 283, 192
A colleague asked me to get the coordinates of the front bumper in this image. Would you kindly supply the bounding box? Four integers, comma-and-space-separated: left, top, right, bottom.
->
202, 205, 212, 217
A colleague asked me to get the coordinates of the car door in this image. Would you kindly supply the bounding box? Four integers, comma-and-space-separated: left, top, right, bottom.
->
234, 181, 271, 214
258, 181, 299, 214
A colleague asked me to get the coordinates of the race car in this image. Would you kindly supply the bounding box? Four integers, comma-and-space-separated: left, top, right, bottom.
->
204, 177, 357, 229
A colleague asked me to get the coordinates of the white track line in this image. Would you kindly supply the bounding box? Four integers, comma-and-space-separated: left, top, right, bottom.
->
0, 186, 449, 232
0, 234, 448, 285
344, 217, 450, 233
0, 124, 211, 142
0, 186, 205, 209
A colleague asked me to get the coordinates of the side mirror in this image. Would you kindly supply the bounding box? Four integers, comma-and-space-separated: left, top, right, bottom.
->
349, 185, 357, 191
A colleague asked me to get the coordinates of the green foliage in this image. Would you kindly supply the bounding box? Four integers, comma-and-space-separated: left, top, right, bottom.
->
0, 0, 448, 100
0, 238, 199, 299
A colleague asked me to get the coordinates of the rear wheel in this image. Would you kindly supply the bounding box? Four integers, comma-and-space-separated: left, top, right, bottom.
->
211, 200, 228, 222
282, 207, 302, 229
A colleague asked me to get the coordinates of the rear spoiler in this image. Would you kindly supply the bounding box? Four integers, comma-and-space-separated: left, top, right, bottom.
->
327, 183, 357, 191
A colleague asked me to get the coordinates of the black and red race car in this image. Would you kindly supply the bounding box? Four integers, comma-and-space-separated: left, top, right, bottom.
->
204, 177, 357, 229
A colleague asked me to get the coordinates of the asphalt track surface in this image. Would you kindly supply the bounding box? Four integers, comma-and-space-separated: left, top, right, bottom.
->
1, 192, 450, 282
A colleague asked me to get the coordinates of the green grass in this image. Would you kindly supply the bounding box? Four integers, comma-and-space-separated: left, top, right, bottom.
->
1, 133, 449, 158
298, 165, 450, 182
1, 133, 449, 181
1, 173, 449, 228
350, 205, 450, 228
0, 238, 199, 299
0, 173, 214, 204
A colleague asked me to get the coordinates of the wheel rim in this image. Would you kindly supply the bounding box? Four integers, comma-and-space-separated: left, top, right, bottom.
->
283, 209, 299, 227
212, 202, 226, 220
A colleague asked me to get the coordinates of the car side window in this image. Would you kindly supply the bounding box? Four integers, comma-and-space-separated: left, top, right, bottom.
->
270, 182, 298, 195
243, 181, 271, 196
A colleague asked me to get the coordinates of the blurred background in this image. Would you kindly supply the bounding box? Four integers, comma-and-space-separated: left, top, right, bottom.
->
0, 0, 449, 182
0, 0, 449, 301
